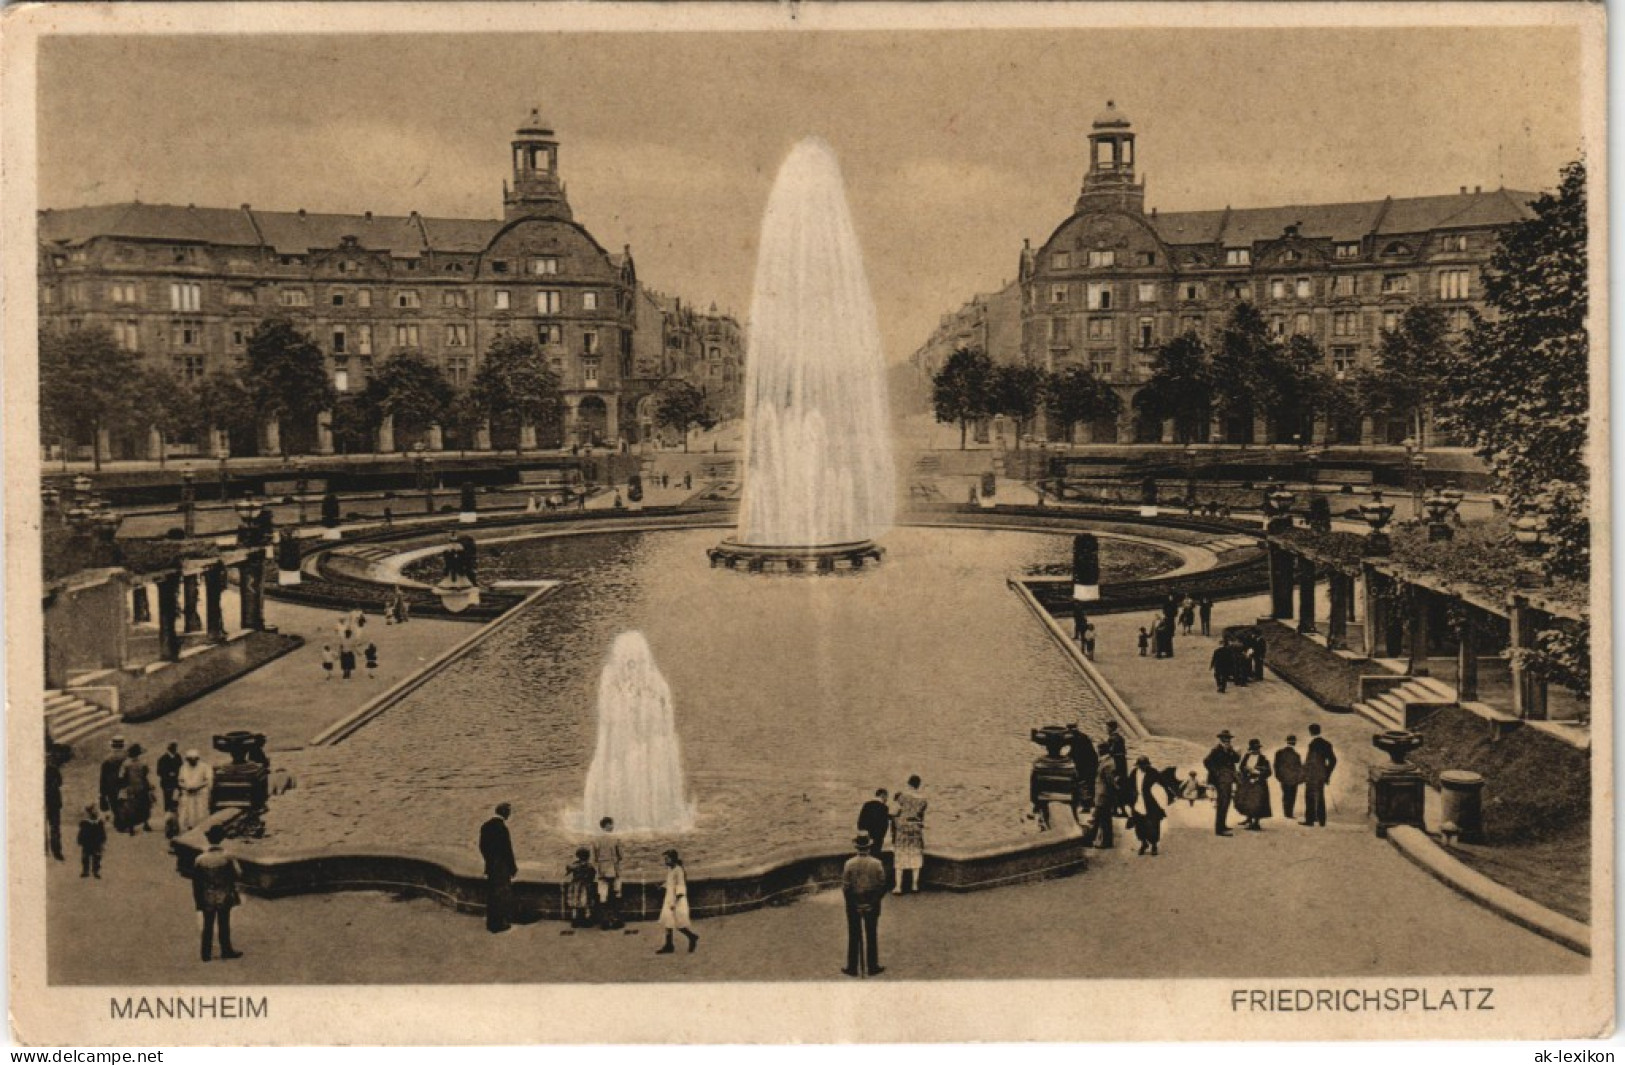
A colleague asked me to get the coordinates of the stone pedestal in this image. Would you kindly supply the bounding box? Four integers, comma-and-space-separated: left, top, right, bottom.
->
156, 575, 181, 662
1439, 770, 1486, 843
315, 410, 335, 456
519, 421, 538, 451
428, 423, 444, 451
1369, 730, 1427, 837
260, 418, 281, 457
96, 428, 113, 465
147, 426, 165, 462
1268, 544, 1295, 620
475, 421, 492, 452
376, 414, 395, 455
1359, 416, 1376, 447
182, 574, 203, 633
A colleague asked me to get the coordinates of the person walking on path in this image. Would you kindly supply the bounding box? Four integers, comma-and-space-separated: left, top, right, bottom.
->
1235, 739, 1273, 830
119, 744, 155, 835
98, 736, 127, 832
1179, 599, 1196, 636
1198, 597, 1214, 637
1080, 746, 1117, 850
177, 749, 213, 832
1082, 623, 1097, 660
478, 802, 518, 933
1204, 731, 1240, 836
592, 817, 625, 929
1127, 755, 1166, 856
891, 776, 928, 894
1066, 723, 1098, 817
1273, 735, 1304, 821
857, 789, 892, 859
156, 742, 182, 816
1210, 639, 1234, 693
338, 630, 357, 681
45, 750, 65, 861
564, 848, 596, 929
841, 834, 887, 977
1137, 627, 1150, 656
77, 803, 106, 878
320, 644, 335, 680
363, 641, 379, 680
192, 825, 243, 961
1302, 724, 1338, 827
1103, 721, 1129, 815
1074, 603, 1089, 647
655, 849, 700, 954
1250, 632, 1268, 681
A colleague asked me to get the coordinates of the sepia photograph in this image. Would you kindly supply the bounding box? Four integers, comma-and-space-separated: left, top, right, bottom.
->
2, 1, 1612, 1046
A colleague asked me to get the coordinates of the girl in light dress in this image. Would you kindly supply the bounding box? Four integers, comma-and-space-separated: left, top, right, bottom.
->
891, 775, 928, 894
655, 849, 699, 954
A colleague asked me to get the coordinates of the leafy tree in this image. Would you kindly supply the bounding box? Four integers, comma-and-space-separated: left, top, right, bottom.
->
127, 365, 196, 466
242, 318, 335, 457
192, 370, 258, 456
931, 346, 995, 449
1043, 365, 1121, 443
469, 334, 563, 455
1133, 330, 1212, 443
655, 379, 716, 452
990, 363, 1047, 448
1355, 302, 1453, 445
1210, 302, 1278, 436
1260, 334, 1351, 444
327, 395, 375, 455
1449, 159, 1589, 579
365, 351, 454, 448
38, 326, 142, 471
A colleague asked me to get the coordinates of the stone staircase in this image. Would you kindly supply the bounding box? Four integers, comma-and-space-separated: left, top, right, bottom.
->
45, 689, 122, 747
1352, 675, 1457, 731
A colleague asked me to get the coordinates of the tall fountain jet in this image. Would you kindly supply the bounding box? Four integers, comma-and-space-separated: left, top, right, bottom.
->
577, 631, 693, 833
711, 137, 895, 572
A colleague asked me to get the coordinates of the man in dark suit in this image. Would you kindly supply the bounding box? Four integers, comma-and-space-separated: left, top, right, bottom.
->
192, 825, 243, 961
478, 802, 518, 933
456, 533, 479, 585
1251, 632, 1268, 680
1103, 721, 1129, 816
1204, 730, 1240, 836
45, 749, 64, 861
99, 736, 127, 832
857, 789, 892, 857
1302, 724, 1338, 827
1210, 639, 1233, 693
1081, 747, 1117, 849
1065, 723, 1098, 816
1273, 735, 1304, 821
841, 834, 887, 977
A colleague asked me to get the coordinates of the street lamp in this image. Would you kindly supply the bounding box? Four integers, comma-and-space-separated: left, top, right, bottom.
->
180, 466, 196, 538
1265, 484, 1296, 533
233, 493, 267, 547
1184, 444, 1198, 505
217, 445, 231, 503
1511, 509, 1547, 587
1402, 436, 1427, 521
292, 457, 309, 527
1358, 490, 1397, 555
413, 442, 435, 515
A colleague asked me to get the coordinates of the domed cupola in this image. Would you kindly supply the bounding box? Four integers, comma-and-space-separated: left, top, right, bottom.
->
504, 107, 573, 222
1076, 100, 1145, 215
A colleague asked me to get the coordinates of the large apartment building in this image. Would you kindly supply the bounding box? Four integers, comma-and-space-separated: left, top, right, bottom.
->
37, 110, 742, 459
917, 101, 1534, 446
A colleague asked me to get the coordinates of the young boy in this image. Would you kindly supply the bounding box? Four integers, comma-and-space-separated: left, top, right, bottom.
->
363, 642, 378, 680
1179, 771, 1207, 806
1137, 628, 1150, 656
77, 803, 107, 878
320, 645, 335, 681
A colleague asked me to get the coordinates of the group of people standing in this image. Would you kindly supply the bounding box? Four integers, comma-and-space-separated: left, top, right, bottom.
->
1202, 725, 1338, 835
321, 609, 378, 682
1131, 594, 1214, 660
1209, 629, 1267, 693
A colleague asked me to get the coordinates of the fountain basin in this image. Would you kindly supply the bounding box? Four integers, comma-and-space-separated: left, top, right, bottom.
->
707, 538, 883, 572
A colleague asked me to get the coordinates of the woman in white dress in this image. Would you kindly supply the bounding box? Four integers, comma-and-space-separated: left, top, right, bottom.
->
891, 775, 928, 894
656, 849, 699, 954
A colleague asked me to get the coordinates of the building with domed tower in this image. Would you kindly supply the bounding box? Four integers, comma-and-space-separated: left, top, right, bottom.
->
915, 100, 1536, 448
36, 109, 743, 461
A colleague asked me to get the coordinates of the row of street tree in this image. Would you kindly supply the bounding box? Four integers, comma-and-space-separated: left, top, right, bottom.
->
39, 318, 719, 467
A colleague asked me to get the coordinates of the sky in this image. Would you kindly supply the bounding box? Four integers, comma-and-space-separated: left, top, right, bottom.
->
36, 26, 1584, 364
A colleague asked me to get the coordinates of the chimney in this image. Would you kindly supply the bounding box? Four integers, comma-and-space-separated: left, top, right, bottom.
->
240, 203, 251, 211
1475, 185, 1482, 194
364, 211, 373, 222
1460, 186, 1467, 195
298, 208, 307, 218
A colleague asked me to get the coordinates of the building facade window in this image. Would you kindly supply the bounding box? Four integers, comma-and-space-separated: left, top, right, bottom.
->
170, 282, 202, 312
1180, 282, 1202, 302
1137, 318, 1155, 348
1224, 281, 1247, 300
1052, 251, 1070, 270
355, 325, 373, 355
333, 362, 350, 393
280, 288, 310, 307
442, 290, 468, 309
1294, 312, 1312, 336
1295, 277, 1312, 299
1089, 356, 1114, 376
1087, 249, 1115, 268
539, 323, 563, 345
1049, 316, 1069, 344
446, 324, 469, 347
581, 358, 601, 388
394, 324, 420, 348
1381, 273, 1411, 295
582, 291, 599, 311
530, 257, 559, 275
332, 291, 347, 307
357, 289, 372, 308
1331, 348, 1356, 376
112, 320, 141, 351
1439, 268, 1471, 300
395, 290, 421, 309
1225, 248, 1251, 266
1086, 317, 1113, 341
1335, 243, 1360, 260
537, 290, 561, 314
445, 356, 472, 387
1440, 234, 1469, 253
1381, 309, 1401, 334
1086, 283, 1112, 310
1137, 281, 1157, 304
171, 319, 203, 347
1445, 307, 1473, 332
1269, 316, 1287, 338
332, 327, 347, 354
1270, 278, 1286, 301
109, 282, 141, 304
1050, 284, 1069, 304
173, 355, 206, 382
494, 290, 511, 311
1139, 252, 1156, 267
1332, 275, 1357, 297
582, 330, 600, 356
230, 327, 247, 350
1179, 315, 1202, 334
1333, 311, 1358, 337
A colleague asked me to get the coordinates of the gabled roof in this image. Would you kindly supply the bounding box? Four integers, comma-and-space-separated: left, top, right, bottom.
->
39, 203, 261, 247
1148, 189, 1536, 248
419, 216, 503, 254
251, 210, 425, 257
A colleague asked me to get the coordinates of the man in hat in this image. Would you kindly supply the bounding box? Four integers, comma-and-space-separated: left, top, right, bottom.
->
177, 749, 213, 833
841, 833, 887, 977
1103, 721, 1129, 816
1302, 723, 1338, 827
1210, 638, 1235, 693
98, 735, 128, 832
156, 741, 183, 816
478, 803, 518, 933
1203, 730, 1240, 836
119, 743, 154, 835
1065, 723, 1098, 818
1273, 734, 1304, 821
192, 825, 243, 961
856, 788, 892, 859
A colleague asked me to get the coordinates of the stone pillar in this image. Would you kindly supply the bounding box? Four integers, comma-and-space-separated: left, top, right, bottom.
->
1311, 416, 1330, 447
376, 414, 395, 455
1327, 573, 1349, 649
1114, 409, 1134, 445
156, 574, 181, 662
1508, 598, 1547, 720
564, 397, 580, 446
181, 574, 203, 633
237, 551, 266, 632
427, 423, 444, 451
210, 427, 229, 458
1359, 415, 1376, 447
131, 583, 151, 624
1268, 544, 1295, 620
1210, 414, 1225, 445
1296, 556, 1318, 635
1362, 566, 1382, 658
204, 563, 228, 641
475, 420, 493, 452
147, 426, 165, 462
1406, 584, 1430, 677
315, 410, 335, 456
519, 420, 538, 451
96, 428, 113, 464
1160, 419, 1176, 444
260, 417, 281, 457
1252, 415, 1270, 446
1456, 609, 1479, 702
605, 401, 620, 446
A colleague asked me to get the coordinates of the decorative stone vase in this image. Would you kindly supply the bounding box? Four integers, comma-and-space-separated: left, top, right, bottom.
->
1368, 729, 1427, 838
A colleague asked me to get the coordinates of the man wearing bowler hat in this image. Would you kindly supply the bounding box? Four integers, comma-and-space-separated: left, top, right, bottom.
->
1203, 730, 1241, 836
841, 833, 887, 977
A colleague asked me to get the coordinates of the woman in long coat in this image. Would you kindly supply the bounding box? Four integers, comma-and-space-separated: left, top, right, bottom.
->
891, 776, 928, 894
1236, 738, 1273, 830
119, 744, 154, 835
655, 849, 699, 954
1127, 755, 1167, 856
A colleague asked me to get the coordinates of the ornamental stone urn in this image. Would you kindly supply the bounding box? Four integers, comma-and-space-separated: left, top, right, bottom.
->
1368, 729, 1427, 837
